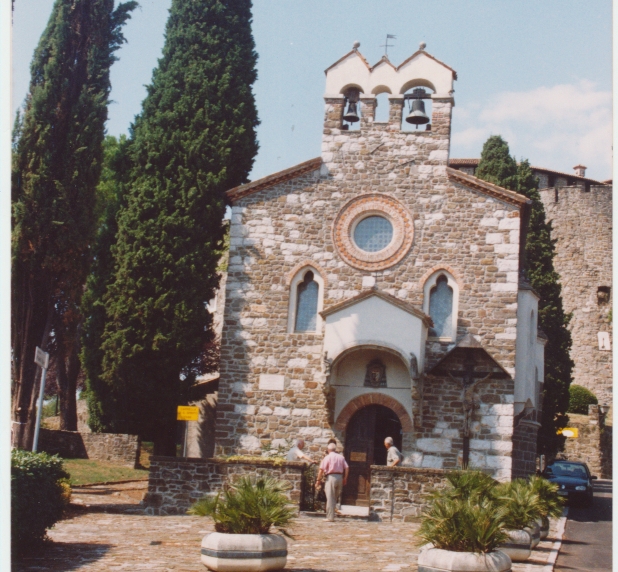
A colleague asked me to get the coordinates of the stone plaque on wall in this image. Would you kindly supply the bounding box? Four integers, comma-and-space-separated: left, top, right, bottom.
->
259, 374, 287, 391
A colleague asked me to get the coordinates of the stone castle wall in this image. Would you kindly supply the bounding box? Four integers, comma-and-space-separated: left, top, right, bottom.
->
144, 457, 305, 515
560, 406, 612, 479
38, 429, 140, 468
215, 95, 523, 478
539, 186, 612, 403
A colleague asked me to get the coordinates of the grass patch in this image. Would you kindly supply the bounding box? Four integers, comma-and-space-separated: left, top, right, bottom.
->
62, 459, 148, 486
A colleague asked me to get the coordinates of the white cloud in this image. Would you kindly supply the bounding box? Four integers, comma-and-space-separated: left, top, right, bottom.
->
451, 80, 612, 181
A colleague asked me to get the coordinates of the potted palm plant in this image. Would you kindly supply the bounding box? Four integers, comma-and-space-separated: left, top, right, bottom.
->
417, 470, 511, 572
417, 496, 512, 572
494, 479, 544, 561
529, 475, 564, 539
188, 476, 296, 572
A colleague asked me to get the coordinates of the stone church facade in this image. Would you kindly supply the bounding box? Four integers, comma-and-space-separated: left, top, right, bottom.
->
449, 161, 613, 404
214, 44, 545, 492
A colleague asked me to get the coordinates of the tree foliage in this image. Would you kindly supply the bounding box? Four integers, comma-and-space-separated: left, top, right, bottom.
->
475, 136, 573, 457
92, 0, 259, 452
11, 0, 136, 445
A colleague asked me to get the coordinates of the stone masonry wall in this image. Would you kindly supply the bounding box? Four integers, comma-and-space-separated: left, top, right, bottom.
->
369, 465, 448, 521
560, 406, 612, 479
144, 457, 305, 515
539, 186, 612, 403
216, 94, 522, 468
39, 429, 140, 468
511, 419, 539, 478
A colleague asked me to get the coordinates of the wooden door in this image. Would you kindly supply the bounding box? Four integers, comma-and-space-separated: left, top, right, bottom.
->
342, 406, 377, 506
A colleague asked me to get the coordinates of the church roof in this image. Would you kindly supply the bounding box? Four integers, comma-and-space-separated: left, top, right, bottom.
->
320, 287, 433, 328
226, 159, 533, 207
446, 167, 531, 207
396, 49, 458, 80
226, 157, 322, 202
324, 48, 371, 74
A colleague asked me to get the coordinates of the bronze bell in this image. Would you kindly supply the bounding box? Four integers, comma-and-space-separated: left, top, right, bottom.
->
343, 100, 360, 123
405, 99, 429, 126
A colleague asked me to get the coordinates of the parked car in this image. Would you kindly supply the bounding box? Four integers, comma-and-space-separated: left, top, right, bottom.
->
542, 460, 597, 506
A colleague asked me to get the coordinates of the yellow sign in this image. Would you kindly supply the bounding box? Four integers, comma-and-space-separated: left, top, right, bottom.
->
177, 406, 199, 421
558, 427, 579, 438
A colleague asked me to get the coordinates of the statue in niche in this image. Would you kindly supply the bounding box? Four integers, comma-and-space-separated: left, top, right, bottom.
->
364, 359, 387, 388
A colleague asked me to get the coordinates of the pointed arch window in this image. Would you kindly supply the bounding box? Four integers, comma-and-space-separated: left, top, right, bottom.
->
295, 271, 319, 332
288, 266, 325, 334
422, 270, 459, 341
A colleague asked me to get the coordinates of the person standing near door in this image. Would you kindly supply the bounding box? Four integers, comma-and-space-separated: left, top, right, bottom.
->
384, 437, 403, 466
317, 442, 349, 521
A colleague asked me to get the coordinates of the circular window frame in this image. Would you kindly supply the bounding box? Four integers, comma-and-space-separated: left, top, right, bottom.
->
333, 194, 414, 271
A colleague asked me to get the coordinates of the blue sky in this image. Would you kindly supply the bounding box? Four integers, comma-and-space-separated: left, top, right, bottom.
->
12, 0, 613, 181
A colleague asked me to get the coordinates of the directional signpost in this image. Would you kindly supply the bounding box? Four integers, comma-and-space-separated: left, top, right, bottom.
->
32, 347, 50, 452
177, 405, 200, 457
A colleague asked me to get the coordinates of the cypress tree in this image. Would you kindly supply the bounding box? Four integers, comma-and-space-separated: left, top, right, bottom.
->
475, 136, 573, 457
81, 135, 132, 432
98, 0, 259, 453
11, 0, 136, 446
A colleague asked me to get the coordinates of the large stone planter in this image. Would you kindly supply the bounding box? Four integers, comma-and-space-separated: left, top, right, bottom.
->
201, 532, 287, 572
539, 516, 550, 540
497, 529, 531, 562
417, 547, 512, 571
525, 521, 540, 548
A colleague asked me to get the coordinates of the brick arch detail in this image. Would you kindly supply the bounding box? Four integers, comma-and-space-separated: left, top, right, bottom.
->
335, 393, 413, 433
418, 264, 463, 290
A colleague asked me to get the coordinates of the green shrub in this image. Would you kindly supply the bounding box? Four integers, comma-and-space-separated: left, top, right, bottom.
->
11, 450, 71, 552
418, 496, 508, 553
493, 479, 543, 530
568, 385, 598, 414
439, 470, 497, 501
529, 475, 564, 518
188, 476, 296, 537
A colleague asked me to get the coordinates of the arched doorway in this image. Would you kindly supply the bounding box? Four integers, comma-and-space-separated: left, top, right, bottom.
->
342, 404, 402, 506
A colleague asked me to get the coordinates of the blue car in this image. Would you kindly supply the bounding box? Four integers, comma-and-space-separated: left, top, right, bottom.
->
542, 460, 597, 506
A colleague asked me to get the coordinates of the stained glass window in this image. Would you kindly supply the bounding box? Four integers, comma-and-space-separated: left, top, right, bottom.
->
429, 275, 453, 338
353, 216, 393, 252
295, 271, 319, 332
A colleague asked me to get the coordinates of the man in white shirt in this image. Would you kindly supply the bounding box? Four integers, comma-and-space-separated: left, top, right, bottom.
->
384, 436, 403, 466
286, 438, 315, 464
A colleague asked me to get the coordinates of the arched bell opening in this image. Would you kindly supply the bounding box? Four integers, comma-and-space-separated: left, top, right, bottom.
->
401, 85, 434, 133
341, 86, 363, 132
371, 86, 392, 123
342, 404, 403, 506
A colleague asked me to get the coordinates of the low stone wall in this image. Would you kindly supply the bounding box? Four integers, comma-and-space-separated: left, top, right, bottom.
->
369, 465, 448, 522
38, 429, 140, 468
145, 457, 306, 516
561, 407, 612, 479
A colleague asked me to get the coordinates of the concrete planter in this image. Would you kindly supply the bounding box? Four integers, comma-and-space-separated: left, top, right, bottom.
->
525, 521, 541, 548
539, 516, 550, 540
417, 547, 512, 571
497, 529, 531, 562
201, 532, 287, 572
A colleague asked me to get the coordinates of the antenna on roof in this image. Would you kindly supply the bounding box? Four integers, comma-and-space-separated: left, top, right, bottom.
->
380, 34, 396, 57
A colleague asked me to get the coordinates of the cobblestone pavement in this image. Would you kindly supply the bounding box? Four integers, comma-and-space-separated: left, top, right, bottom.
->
14, 482, 564, 572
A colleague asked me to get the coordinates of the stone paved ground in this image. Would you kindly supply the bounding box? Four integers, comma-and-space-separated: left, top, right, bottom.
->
13, 482, 564, 571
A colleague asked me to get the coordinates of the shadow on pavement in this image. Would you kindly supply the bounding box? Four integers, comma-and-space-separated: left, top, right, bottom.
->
567, 485, 613, 523
12, 542, 112, 571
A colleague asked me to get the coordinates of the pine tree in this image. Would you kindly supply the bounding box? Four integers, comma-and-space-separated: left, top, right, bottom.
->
97, 0, 259, 454
475, 136, 573, 457
11, 0, 136, 447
